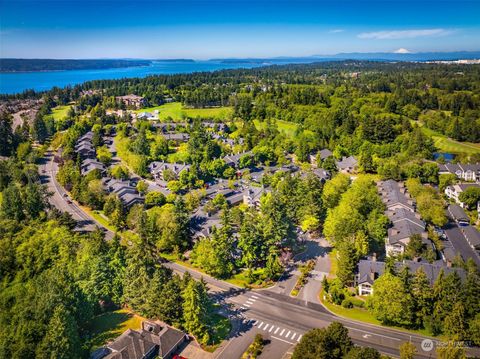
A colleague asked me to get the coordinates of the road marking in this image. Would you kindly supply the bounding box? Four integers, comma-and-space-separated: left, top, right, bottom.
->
262, 324, 270, 331
280, 329, 285, 336
251, 295, 259, 299
253, 320, 258, 326
240, 306, 245, 310
285, 330, 291, 339
271, 336, 295, 345
363, 334, 371, 339
297, 334, 302, 342
346, 327, 401, 341
291, 333, 297, 340
243, 303, 251, 308
258, 322, 264, 329
246, 300, 254, 304
269, 326, 274, 333
274, 327, 280, 334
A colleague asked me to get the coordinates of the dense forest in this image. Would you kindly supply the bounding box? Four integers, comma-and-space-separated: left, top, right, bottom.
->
1, 61, 480, 357
0, 59, 151, 73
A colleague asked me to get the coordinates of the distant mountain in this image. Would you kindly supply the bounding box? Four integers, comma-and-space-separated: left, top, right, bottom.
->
317, 51, 480, 61
0, 59, 152, 73
212, 51, 480, 64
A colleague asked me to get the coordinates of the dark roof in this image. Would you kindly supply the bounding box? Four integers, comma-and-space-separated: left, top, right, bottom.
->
387, 219, 426, 245
378, 180, 415, 212
357, 259, 465, 286
448, 204, 469, 222
106, 329, 157, 359
462, 226, 480, 249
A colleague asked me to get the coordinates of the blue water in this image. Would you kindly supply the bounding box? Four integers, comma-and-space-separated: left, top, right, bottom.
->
433, 152, 455, 161
0, 60, 277, 94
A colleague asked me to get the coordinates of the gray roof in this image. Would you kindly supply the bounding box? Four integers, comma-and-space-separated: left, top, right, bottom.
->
386, 207, 424, 228
387, 218, 426, 245
106, 329, 156, 359
438, 163, 480, 174
357, 259, 465, 286
318, 149, 333, 160
223, 151, 253, 166
378, 180, 415, 212
149, 161, 191, 176
448, 204, 469, 222
462, 226, 480, 249
162, 133, 190, 141
336, 156, 358, 170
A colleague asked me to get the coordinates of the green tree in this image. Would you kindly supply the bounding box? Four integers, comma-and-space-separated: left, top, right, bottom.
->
36, 305, 82, 359
322, 173, 350, 209
367, 272, 413, 326
182, 278, 212, 345
399, 342, 417, 359
458, 186, 480, 209
292, 322, 353, 359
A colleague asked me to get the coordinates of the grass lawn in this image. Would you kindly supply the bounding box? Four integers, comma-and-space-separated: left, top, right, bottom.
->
204, 313, 232, 352
253, 119, 299, 138
88, 309, 144, 350
136, 102, 232, 121
413, 120, 480, 155
80, 205, 116, 232
319, 290, 433, 337
47, 105, 71, 121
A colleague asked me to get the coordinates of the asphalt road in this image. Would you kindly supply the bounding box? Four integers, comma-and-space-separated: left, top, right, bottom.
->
38, 151, 114, 240
166, 262, 480, 359
40, 156, 480, 359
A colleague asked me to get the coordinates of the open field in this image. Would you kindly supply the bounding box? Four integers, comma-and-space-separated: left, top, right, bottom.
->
136, 102, 232, 121
413, 120, 480, 154
47, 105, 71, 121
88, 309, 144, 349
253, 119, 300, 137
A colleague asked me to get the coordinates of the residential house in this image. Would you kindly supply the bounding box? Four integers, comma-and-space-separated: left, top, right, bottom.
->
103, 178, 144, 208
448, 204, 470, 226
149, 161, 191, 181
461, 226, 480, 251
116, 94, 146, 109
438, 163, 480, 182
309, 148, 333, 167
336, 156, 358, 174
356, 259, 465, 296
445, 183, 480, 208
223, 151, 253, 168
378, 180, 415, 212
243, 186, 270, 208
385, 214, 428, 256
162, 133, 190, 142
81, 158, 105, 176
102, 320, 186, 359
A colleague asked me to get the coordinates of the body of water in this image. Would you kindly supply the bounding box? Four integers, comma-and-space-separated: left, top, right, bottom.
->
0, 60, 279, 95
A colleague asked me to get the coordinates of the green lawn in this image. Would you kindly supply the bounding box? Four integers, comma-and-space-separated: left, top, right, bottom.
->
204, 313, 232, 352
413, 120, 480, 155
47, 105, 71, 121
253, 119, 300, 138
320, 290, 433, 337
135, 102, 232, 121
88, 309, 144, 350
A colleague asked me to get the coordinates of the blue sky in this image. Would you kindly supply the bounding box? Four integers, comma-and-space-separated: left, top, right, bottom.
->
1, 0, 479, 59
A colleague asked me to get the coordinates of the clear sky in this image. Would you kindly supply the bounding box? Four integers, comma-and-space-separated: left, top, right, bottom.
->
1, 0, 479, 59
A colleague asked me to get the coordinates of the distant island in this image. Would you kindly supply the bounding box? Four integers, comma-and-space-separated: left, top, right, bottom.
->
0, 59, 152, 72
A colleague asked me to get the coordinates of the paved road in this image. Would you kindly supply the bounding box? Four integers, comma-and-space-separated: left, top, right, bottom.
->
166, 262, 480, 359
42, 162, 480, 358
38, 150, 115, 240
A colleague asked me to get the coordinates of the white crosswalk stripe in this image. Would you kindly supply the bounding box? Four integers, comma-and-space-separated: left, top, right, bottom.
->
274, 327, 280, 334
291, 333, 297, 340
297, 334, 302, 342
244, 304, 251, 307
285, 330, 291, 339
269, 326, 274, 333
258, 322, 264, 329
280, 329, 285, 336
246, 300, 254, 304
253, 320, 258, 325
251, 295, 259, 299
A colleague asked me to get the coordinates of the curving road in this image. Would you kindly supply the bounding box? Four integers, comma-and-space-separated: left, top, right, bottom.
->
39, 153, 479, 358
38, 150, 115, 240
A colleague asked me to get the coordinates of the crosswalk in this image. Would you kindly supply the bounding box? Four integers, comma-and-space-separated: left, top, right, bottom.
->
240, 294, 258, 309
249, 319, 303, 343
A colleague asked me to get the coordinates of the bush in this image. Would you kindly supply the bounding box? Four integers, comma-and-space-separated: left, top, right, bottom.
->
341, 298, 353, 308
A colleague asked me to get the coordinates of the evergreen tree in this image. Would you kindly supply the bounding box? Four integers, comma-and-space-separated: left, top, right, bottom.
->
182, 278, 212, 345
36, 305, 82, 359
